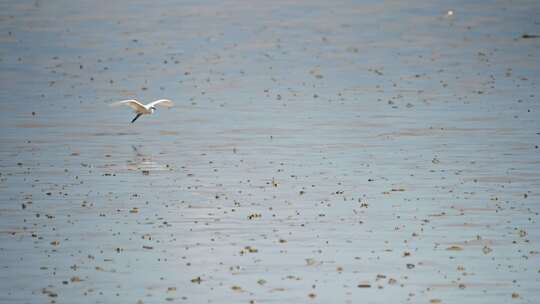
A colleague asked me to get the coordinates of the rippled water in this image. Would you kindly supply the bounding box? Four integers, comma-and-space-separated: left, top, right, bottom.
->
1, 0, 539, 303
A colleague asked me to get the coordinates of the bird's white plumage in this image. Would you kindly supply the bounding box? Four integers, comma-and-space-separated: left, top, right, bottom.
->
110, 99, 174, 123
147, 99, 174, 108
111, 99, 148, 113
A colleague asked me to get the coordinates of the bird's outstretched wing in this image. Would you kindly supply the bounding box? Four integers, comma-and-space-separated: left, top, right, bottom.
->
110, 99, 147, 112
147, 99, 174, 108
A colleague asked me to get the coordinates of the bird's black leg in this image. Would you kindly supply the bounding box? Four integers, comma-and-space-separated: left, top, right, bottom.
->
131, 113, 142, 123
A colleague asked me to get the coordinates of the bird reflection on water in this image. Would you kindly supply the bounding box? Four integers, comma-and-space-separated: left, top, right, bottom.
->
127, 145, 169, 172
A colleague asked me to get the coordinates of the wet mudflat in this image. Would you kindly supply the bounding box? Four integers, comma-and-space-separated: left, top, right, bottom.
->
1, 0, 539, 303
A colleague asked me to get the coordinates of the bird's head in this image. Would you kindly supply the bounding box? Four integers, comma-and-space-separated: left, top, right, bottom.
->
150, 106, 157, 113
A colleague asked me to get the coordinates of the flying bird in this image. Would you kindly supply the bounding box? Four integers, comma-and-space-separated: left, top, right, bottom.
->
111, 99, 174, 123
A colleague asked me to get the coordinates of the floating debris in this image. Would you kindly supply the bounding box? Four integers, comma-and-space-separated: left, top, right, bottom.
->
191, 277, 202, 284
446, 245, 463, 251
247, 213, 261, 220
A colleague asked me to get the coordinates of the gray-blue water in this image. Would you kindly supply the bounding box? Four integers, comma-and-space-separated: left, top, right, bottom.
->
1, 0, 539, 303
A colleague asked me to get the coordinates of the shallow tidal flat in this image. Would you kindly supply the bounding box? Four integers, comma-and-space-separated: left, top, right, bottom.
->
0, 0, 539, 303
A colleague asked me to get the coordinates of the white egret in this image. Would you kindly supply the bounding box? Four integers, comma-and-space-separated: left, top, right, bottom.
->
111, 99, 174, 123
